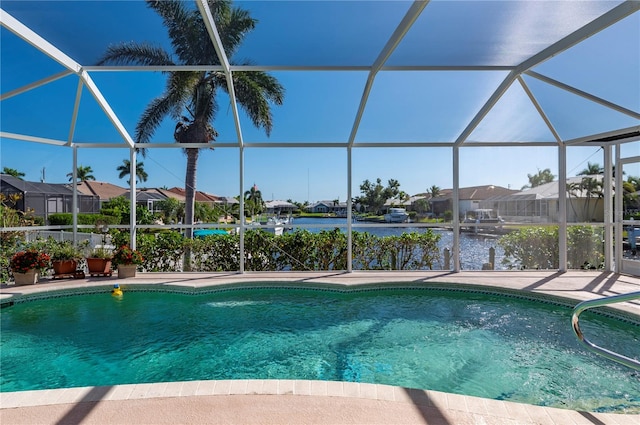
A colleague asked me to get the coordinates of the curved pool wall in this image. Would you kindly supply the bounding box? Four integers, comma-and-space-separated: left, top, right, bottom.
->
1, 271, 639, 416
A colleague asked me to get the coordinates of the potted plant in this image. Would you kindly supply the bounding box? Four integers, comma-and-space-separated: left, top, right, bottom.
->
10, 249, 51, 285
49, 241, 83, 276
86, 246, 113, 276
112, 245, 144, 279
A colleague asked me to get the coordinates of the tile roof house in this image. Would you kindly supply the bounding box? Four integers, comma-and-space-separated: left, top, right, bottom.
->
166, 187, 221, 205
75, 181, 127, 208
429, 185, 518, 217
119, 188, 185, 213
265, 200, 297, 215
306, 201, 348, 216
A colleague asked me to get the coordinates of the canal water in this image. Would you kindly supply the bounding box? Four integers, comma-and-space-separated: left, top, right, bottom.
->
289, 217, 506, 271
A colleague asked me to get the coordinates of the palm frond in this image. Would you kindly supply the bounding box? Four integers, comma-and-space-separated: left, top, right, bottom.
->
146, 0, 218, 66
215, 5, 256, 58
117, 159, 130, 179
166, 71, 202, 120
231, 71, 285, 136
194, 83, 217, 124
97, 43, 174, 66
135, 95, 176, 148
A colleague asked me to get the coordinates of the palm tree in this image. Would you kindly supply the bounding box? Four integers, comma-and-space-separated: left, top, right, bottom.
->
578, 162, 603, 176
244, 184, 263, 218
568, 177, 603, 221
67, 165, 95, 182
427, 185, 441, 199
393, 191, 409, 207
2, 167, 25, 179
117, 159, 149, 185
521, 168, 555, 190
97, 0, 284, 239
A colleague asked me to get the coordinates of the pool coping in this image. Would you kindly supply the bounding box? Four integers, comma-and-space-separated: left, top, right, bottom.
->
2, 270, 640, 424
1, 379, 639, 425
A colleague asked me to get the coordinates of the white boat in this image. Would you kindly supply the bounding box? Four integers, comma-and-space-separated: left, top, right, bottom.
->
384, 207, 409, 223
266, 216, 285, 236
462, 209, 504, 233
246, 216, 286, 236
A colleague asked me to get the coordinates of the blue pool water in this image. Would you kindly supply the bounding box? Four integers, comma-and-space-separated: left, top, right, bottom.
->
1, 288, 639, 413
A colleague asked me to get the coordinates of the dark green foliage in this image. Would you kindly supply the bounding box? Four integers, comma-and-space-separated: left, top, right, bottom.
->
47, 213, 119, 227
356, 178, 401, 214
191, 233, 239, 271
137, 232, 188, 272
99, 196, 155, 225
353, 230, 441, 270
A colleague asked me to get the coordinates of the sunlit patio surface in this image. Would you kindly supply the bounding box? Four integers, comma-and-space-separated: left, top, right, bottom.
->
1, 270, 639, 425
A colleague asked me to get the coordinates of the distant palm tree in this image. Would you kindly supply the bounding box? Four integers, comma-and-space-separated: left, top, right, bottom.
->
97, 0, 284, 240
244, 184, 264, 218
117, 159, 149, 185
568, 177, 603, 221
67, 165, 95, 182
427, 185, 441, 199
578, 162, 603, 176
2, 167, 25, 179
522, 168, 555, 190
393, 191, 409, 207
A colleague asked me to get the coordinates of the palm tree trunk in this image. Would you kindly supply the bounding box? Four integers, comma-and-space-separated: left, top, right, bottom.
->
184, 148, 199, 271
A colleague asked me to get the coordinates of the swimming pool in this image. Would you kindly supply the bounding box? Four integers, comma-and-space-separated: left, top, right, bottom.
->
1, 286, 639, 413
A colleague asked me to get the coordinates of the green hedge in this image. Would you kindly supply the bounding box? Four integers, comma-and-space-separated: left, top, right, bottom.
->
499, 225, 604, 270
115, 228, 442, 272
48, 213, 120, 227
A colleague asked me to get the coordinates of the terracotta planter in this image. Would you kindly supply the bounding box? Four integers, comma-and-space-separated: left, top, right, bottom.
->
52, 260, 77, 275
13, 269, 39, 285
86, 258, 112, 275
117, 264, 137, 279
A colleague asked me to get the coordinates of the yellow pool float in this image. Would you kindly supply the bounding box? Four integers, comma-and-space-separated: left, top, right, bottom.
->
111, 283, 123, 297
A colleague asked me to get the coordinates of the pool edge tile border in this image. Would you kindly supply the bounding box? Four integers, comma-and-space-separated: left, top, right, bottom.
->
3, 276, 639, 324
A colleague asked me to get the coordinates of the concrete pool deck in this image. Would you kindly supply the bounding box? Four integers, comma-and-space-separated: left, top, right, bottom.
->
1, 270, 639, 424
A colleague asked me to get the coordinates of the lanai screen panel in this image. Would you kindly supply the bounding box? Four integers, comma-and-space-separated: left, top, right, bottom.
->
1, 1, 639, 168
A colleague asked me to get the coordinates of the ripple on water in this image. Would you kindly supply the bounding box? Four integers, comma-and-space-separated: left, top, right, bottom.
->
1, 289, 638, 413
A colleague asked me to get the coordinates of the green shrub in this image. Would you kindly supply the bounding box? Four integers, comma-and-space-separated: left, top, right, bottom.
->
567, 226, 604, 269
191, 234, 239, 271
111, 228, 442, 273
499, 225, 604, 270
499, 227, 558, 270
353, 230, 441, 270
48, 213, 119, 227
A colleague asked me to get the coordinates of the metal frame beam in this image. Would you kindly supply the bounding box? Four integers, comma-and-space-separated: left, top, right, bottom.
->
0, 70, 73, 101
196, 0, 245, 150
0, 9, 81, 73
454, 1, 639, 148
347, 0, 428, 147
525, 71, 640, 120
80, 70, 135, 148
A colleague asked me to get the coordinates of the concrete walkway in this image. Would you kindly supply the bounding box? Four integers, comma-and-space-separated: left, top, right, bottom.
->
1, 271, 639, 424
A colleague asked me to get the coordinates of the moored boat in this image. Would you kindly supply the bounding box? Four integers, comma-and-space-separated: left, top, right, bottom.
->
384, 207, 409, 223
462, 209, 504, 233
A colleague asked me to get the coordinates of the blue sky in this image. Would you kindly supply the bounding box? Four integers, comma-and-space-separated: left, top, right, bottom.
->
1, 1, 638, 202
